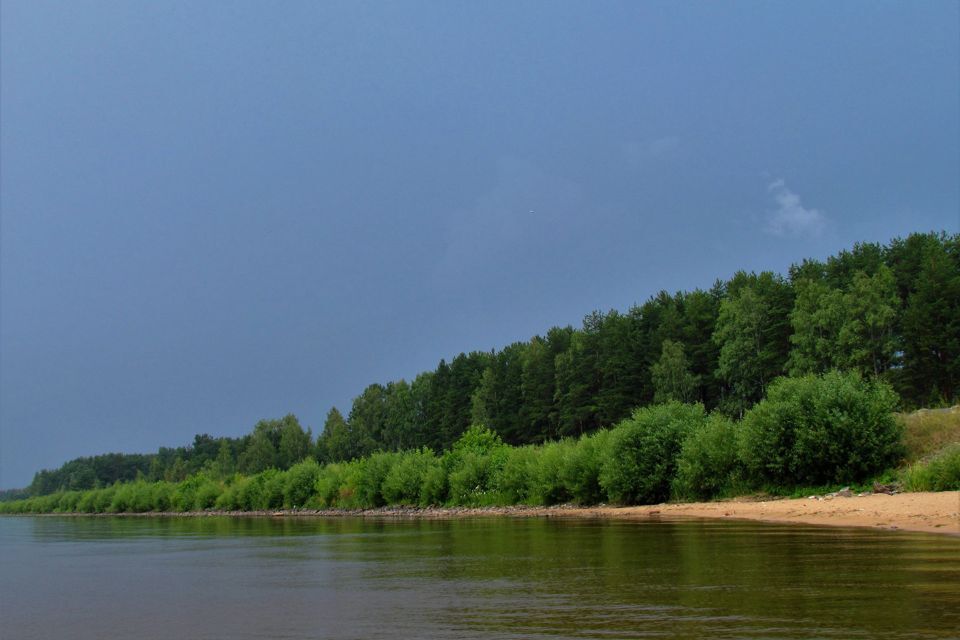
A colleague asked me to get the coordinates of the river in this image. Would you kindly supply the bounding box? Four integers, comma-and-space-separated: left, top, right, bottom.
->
1, 515, 957, 639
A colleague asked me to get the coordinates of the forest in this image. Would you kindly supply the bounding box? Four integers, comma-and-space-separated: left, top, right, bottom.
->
14, 231, 960, 500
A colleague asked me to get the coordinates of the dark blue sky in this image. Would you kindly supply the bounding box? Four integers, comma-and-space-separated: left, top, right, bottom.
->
2, 1, 958, 488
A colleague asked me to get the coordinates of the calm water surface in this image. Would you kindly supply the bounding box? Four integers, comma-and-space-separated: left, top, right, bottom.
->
1, 516, 957, 639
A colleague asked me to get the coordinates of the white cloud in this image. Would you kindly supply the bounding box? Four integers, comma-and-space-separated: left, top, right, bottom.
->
765, 179, 827, 237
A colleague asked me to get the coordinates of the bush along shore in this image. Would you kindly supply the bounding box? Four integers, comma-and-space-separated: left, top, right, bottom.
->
5, 371, 957, 516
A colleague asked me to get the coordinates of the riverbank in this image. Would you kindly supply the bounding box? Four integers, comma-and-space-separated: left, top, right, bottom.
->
24, 491, 959, 536
585, 491, 960, 535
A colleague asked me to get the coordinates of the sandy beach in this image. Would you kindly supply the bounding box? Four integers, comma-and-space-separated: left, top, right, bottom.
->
571, 491, 960, 535
382, 491, 960, 535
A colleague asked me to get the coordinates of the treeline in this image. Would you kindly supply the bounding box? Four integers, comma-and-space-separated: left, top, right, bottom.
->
25, 415, 313, 497
6, 371, 933, 516
316, 231, 959, 459
20, 232, 959, 498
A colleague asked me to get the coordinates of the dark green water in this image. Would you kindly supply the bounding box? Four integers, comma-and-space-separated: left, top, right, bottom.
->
0, 516, 957, 639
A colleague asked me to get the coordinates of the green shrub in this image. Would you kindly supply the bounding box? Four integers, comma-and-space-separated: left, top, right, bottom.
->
740, 371, 902, 487
172, 475, 205, 511
12, 497, 33, 513
109, 482, 148, 512
447, 452, 488, 505
283, 459, 321, 508
381, 449, 441, 506
530, 440, 573, 505
193, 479, 223, 510
233, 475, 257, 510
314, 463, 349, 508
41, 493, 62, 512
150, 482, 174, 511
600, 402, 707, 505
319, 460, 367, 509
311, 459, 369, 509
130, 481, 159, 512
93, 486, 116, 513
561, 430, 611, 505
445, 426, 509, 506
261, 469, 286, 510
56, 491, 82, 513
419, 461, 448, 506
108, 486, 128, 513
351, 452, 399, 508
215, 479, 241, 510
447, 451, 509, 506
77, 489, 99, 513
672, 413, 743, 501
235, 469, 284, 510
901, 444, 960, 491
492, 446, 538, 504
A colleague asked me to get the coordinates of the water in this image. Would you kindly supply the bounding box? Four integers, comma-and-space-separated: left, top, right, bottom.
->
1, 516, 957, 639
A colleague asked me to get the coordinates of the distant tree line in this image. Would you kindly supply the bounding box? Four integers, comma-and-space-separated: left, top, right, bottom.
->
25, 415, 312, 497
20, 232, 958, 498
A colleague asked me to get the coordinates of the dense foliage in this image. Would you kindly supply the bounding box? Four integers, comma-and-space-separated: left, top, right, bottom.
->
16, 232, 959, 499
2, 372, 923, 515
672, 413, 743, 501
600, 403, 707, 504
739, 372, 903, 486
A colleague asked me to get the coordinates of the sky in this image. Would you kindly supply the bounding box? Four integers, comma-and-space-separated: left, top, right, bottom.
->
1, 1, 958, 488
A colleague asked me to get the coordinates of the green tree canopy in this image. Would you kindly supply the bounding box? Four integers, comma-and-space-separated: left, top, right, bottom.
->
319, 407, 360, 462
713, 272, 793, 415
651, 339, 700, 404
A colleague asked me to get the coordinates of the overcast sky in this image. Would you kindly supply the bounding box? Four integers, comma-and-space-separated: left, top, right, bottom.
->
2, 1, 958, 488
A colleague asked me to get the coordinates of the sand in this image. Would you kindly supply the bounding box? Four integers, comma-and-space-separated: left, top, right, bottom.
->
305, 491, 960, 536
566, 491, 960, 535
49, 491, 960, 536
368, 491, 960, 536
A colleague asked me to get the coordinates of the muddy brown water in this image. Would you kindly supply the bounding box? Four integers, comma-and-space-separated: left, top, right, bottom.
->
1, 515, 957, 639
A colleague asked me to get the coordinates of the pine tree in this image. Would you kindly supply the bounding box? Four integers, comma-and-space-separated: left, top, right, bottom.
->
901, 240, 960, 403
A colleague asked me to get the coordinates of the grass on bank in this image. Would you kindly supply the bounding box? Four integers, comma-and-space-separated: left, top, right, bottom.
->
900, 408, 960, 463
890, 407, 960, 492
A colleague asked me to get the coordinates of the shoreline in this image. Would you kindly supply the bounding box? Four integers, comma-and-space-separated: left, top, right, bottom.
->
15, 491, 960, 536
